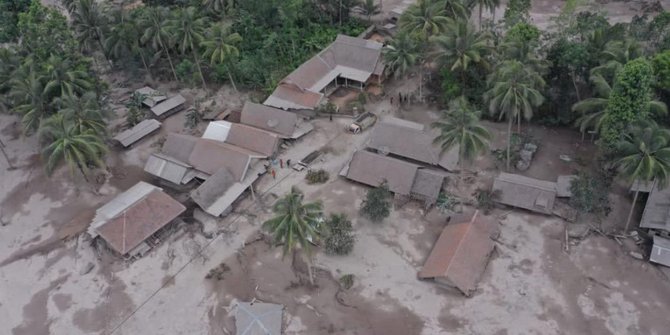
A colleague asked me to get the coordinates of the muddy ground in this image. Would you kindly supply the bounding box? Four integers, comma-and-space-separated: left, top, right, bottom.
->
3, 0, 670, 334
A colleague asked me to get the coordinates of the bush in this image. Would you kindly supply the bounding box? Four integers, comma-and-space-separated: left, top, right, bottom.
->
569, 172, 612, 216
436, 192, 458, 214
361, 182, 391, 223
474, 188, 499, 214
339, 274, 354, 289
306, 169, 329, 184
184, 108, 201, 129
126, 106, 145, 127
205, 262, 231, 280
324, 213, 355, 255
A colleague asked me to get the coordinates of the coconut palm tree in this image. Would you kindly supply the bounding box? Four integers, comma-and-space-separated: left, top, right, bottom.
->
361, 0, 381, 22
139, 6, 178, 82
383, 32, 420, 78
105, 9, 152, 77
472, 0, 500, 28
41, 55, 93, 100
485, 60, 545, 170
591, 39, 643, 79
263, 187, 323, 285
55, 92, 106, 135
71, 0, 110, 64
168, 7, 207, 88
444, 0, 469, 20
432, 96, 491, 185
9, 67, 49, 133
399, 0, 450, 40
429, 19, 491, 84
39, 114, 107, 181
201, 23, 242, 91
572, 73, 667, 135
615, 122, 670, 231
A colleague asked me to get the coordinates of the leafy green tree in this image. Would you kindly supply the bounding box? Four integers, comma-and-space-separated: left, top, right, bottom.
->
323, 213, 355, 255
17, 1, 75, 61
202, 0, 235, 15
55, 92, 106, 135
9, 66, 48, 133
201, 23, 242, 91
600, 58, 654, 151
399, 0, 450, 40
383, 32, 420, 79
361, 0, 381, 22
71, 0, 111, 63
569, 171, 612, 217
39, 113, 106, 181
0, 0, 31, 43
503, 0, 530, 27
169, 7, 207, 88
263, 187, 323, 285
139, 6, 178, 81
653, 50, 670, 93
430, 19, 491, 84
432, 96, 491, 184
591, 39, 643, 79
485, 60, 545, 170
615, 122, 670, 231
360, 182, 391, 223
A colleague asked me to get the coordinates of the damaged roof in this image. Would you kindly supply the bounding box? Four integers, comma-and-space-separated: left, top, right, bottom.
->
492, 173, 557, 215
418, 211, 496, 296
235, 302, 283, 335
640, 182, 670, 232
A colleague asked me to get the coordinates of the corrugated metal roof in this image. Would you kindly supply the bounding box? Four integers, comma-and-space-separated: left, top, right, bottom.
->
113, 119, 161, 147
418, 211, 496, 296
189, 140, 251, 181
651, 235, 670, 267
241, 102, 299, 138
631, 179, 655, 193
411, 169, 445, 201
94, 187, 185, 255
640, 182, 670, 231
264, 84, 323, 110
162, 133, 198, 163
151, 94, 185, 117
144, 153, 191, 185
345, 150, 418, 195
492, 173, 557, 215
191, 168, 236, 212
235, 302, 283, 335
202, 120, 232, 142
135, 86, 167, 107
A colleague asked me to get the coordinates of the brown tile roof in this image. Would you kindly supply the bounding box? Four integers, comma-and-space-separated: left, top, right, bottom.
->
346, 150, 418, 195
368, 120, 459, 171
162, 133, 198, 163
241, 102, 298, 137
492, 173, 557, 215
226, 123, 279, 157
418, 211, 496, 296
264, 84, 324, 110
188, 139, 251, 181
96, 189, 185, 255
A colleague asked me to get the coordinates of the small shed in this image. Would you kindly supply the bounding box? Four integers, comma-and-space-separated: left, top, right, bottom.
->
113, 119, 161, 147
650, 235, 670, 267
410, 169, 446, 206
555, 175, 577, 198
639, 182, 670, 233
135, 86, 167, 107
191, 168, 236, 217
630, 179, 655, 193
144, 153, 192, 185
151, 94, 186, 118
235, 302, 283, 335
418, 211, 496, 296
492, 173, 557, 215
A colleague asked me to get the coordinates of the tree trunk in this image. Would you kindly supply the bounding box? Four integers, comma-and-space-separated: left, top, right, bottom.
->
506, 116, 512, 171
571, 71, 581, 101
624, 189, 640, 232
479, 5, 483, 29
517, 113, 521, 134
95, 32, 113, 68
228, 69, 238, 93
191, 46, 207, 89
77, 161, 90, 183
159, 37, 179, 82
138, 48, 153, 80
306, 254, 314, 286
0, 138, 13, 170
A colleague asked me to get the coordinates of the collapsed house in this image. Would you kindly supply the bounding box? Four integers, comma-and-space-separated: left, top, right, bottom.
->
113, 119, 162, 148
492, 173, 558, 215
341, 150, 445, 207
235, 302, 283, 335
145, 120, 280, 217
264, 34, 385, 111
240, 102, 313, 139
418, 211, 497, 296
87, 182, 186, 258
367, 118, 459, 172
135, 86, 167, 107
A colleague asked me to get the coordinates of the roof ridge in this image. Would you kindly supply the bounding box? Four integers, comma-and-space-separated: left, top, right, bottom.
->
443, 211, 479, 277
